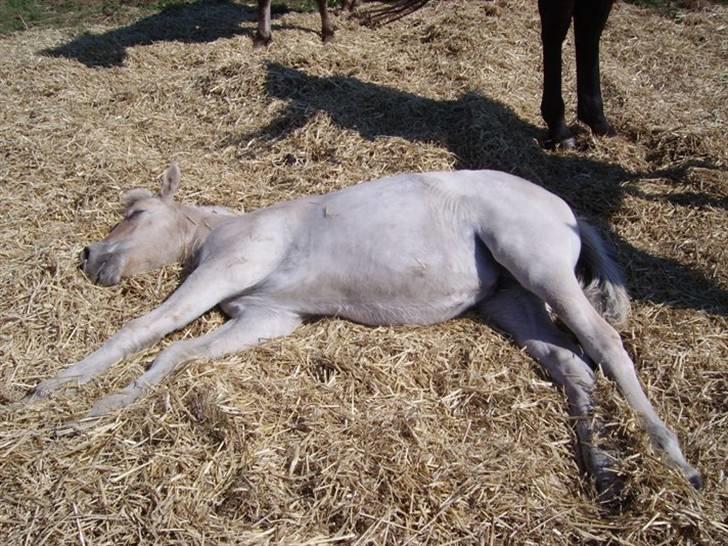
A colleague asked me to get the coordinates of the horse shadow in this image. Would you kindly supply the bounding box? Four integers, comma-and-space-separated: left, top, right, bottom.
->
231, 62, 727, 316
40, 0, 309, 68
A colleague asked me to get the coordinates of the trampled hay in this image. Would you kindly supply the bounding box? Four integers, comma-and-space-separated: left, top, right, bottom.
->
0, 0, 726, 543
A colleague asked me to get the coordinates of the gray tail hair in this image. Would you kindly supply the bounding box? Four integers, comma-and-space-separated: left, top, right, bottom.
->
576, 219, 630, 328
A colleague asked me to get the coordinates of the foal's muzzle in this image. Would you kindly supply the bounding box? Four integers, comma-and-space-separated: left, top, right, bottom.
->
80, 243, 126, 286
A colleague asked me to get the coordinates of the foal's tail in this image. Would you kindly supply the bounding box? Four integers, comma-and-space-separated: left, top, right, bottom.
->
575, 219, 630, 328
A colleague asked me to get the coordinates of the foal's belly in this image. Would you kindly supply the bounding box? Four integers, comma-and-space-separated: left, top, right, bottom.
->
312, 280, 491, 326
259, 238, 499, 326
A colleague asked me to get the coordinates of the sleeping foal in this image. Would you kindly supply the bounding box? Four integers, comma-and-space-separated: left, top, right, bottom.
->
27, 163, 701, 492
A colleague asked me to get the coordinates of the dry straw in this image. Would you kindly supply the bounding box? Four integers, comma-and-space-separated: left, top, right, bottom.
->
0, 0, 726, 544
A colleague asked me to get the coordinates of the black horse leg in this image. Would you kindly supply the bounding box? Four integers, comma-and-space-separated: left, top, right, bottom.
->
574, 0, 615, 136
539, 0, 576, 148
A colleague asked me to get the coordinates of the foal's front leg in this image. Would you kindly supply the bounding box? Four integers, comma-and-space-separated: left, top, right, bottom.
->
26, 267, 244, 402
81, 306, 302, 420
480, 285, 617, 495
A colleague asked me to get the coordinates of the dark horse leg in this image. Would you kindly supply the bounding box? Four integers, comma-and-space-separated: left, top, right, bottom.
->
539, 0, 576, 147
574, 0, 615, 137
318, 0, 336, 43
539, 0, 614, 147
254, 0, 273, 47
364, 0, 616, 148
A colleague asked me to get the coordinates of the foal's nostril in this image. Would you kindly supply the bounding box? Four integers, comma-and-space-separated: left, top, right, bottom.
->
81, 246, 90, 263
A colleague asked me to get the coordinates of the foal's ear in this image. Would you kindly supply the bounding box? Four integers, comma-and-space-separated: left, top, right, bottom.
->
122, 188, 153, 208
160, 162, 181, 202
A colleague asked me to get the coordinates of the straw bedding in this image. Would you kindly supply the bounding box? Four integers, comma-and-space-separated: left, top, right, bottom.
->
0, 0, 726, 543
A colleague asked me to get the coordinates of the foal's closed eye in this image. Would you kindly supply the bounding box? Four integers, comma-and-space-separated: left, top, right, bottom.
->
126, 209, 145, 219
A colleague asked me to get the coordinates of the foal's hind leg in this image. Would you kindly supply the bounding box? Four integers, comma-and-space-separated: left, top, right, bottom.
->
80, 306, 302, 420
480, 285, 616, 494
523, 275, 700, 488
482, 214, 700, 487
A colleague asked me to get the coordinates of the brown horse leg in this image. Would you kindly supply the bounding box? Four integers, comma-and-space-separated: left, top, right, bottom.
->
318, 0, 335, 42
254, 0, 273, 47
574, 0, 615, 136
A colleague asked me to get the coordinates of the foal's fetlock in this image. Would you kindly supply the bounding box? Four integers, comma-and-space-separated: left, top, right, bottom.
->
647, 425, 701, 487
577, 440, 622, 499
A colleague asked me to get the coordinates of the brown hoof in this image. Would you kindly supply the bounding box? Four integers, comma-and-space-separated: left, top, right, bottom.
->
253, 33, 272, 48
322, 29, 335, 43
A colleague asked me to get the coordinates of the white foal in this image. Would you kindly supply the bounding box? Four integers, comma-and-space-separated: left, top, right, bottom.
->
27, 163, 701, 491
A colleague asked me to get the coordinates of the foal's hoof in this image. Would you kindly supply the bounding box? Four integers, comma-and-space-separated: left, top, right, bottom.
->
23, 381, 59, 403
22, 391, 46, 405
579, 445, 624, 507
594, 467, 623, 503
587, 448, 624, 503
685, 466, 703, 490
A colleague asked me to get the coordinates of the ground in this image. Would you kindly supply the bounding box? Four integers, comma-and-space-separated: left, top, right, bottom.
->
0, 0, 726, 544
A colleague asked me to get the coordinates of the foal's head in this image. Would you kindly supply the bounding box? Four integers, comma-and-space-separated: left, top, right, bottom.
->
81, 163, 186, 286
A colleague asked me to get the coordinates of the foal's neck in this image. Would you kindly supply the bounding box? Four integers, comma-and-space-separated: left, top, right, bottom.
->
177, 204, 236, 263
